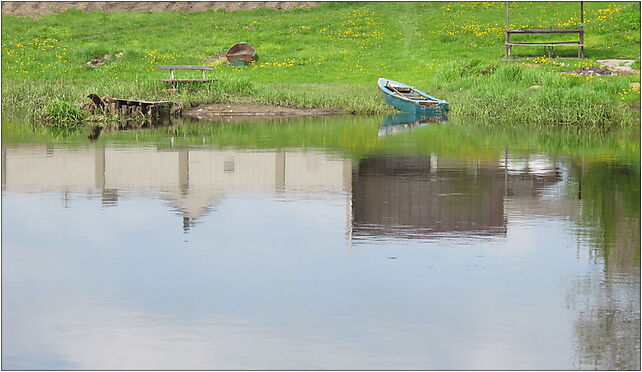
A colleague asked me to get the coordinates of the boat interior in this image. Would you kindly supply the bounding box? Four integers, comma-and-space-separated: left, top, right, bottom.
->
418, 101, 439, 107
385, 83, 437, 102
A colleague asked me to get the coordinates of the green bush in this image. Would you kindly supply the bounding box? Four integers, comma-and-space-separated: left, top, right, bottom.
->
40, 99, 85, 128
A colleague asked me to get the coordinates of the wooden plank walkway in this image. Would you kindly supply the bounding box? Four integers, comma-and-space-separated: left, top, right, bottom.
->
86, 94, 176, 126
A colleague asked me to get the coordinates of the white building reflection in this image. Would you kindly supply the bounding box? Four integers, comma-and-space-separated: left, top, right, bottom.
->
2, 145, 352, 232
2, 145, 575, 235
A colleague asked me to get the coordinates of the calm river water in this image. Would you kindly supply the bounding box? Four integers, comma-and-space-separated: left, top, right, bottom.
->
2, 115, 640, 370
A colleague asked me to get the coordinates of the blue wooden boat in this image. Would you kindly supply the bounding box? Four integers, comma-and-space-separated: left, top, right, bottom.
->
378, 78, 448, 114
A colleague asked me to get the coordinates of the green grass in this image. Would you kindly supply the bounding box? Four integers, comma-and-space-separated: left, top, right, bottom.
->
38, 99, 86, 127
1, 1, 640, 126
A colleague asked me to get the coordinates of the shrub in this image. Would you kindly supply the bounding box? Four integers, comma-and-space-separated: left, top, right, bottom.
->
40, 99, 86, 128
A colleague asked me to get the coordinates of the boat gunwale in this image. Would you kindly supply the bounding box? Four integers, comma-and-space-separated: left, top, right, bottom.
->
377, 78, 447, 105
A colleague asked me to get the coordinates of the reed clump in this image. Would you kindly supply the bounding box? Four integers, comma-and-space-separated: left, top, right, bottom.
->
34, 99, 86, 128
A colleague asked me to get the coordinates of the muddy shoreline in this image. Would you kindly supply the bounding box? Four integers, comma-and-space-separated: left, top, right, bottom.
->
183, 103, 346, 121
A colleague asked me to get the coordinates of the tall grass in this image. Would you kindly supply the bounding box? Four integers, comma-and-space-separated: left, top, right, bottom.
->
18, 95, 86, 128
430, 61, 637, 127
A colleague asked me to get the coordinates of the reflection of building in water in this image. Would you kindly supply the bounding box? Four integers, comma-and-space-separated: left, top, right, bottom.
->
5, 145, 636, 368
2, 147, 567, 237
3, 146, 105, 193
500, 154, 580, 218
351, 154, 567, 239
351, 156, 508, 239
501, 154, 564, 198
2, 145, 352, 232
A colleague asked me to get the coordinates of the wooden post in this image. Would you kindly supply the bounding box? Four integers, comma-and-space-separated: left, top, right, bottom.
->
150, 105, 158, 123
505, 2, 511, 58
580, 1, 584, 25
579, 1, 585, 58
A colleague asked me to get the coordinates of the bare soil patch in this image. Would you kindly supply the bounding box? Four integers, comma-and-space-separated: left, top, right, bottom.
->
85, 52, 123, 67
184, 103, 344, 121
2, 1, 319, 17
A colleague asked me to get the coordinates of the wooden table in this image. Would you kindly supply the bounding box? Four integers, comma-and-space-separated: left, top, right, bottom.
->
156, 65, 215, 88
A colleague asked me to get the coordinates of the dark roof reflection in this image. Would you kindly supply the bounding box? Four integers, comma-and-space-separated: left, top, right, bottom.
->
351, 154, 564, 240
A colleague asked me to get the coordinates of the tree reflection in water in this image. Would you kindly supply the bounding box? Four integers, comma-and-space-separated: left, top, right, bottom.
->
569, 162, 640, 370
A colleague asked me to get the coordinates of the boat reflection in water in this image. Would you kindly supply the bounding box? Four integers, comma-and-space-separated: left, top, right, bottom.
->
378, 110, 447, 137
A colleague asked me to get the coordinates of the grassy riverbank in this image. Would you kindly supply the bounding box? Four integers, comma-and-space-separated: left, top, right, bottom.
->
2, 1, 640, 126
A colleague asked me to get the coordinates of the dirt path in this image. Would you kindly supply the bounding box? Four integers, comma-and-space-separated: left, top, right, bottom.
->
1, 1, 319, 17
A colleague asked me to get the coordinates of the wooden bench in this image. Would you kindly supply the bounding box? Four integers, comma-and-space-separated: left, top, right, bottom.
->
505, 28, 584, 58
156, 65, 215, 88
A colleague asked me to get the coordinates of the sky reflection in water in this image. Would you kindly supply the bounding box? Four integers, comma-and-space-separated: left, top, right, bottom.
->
2, 117, 640, 370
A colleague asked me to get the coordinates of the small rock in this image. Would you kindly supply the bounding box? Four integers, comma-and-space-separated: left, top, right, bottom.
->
597, 59, 637, 74
529, 85, 542, 89
562, 66, 614, 76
